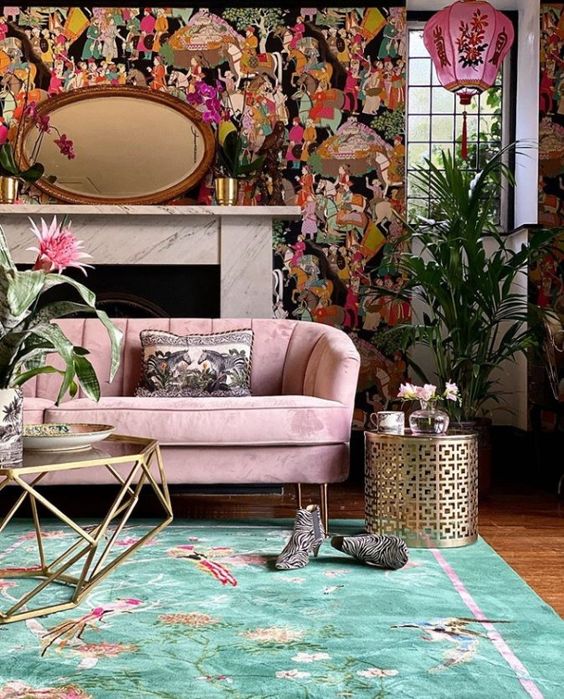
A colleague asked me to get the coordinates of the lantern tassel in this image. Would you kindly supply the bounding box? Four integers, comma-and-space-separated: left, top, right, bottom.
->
461, 110, 468, 160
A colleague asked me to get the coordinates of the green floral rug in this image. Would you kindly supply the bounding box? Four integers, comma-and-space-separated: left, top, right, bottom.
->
0, 519, 563, 698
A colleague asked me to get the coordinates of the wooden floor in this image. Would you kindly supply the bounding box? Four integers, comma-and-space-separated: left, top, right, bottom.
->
479, 490, 564, 617
167, 482, 564, 617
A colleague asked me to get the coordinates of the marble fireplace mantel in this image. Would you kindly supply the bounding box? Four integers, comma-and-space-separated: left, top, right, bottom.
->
1, 205, 301, 318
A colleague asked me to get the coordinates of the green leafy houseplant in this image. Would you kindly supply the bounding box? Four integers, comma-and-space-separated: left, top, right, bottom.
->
388, 146, 556, 421
0, 217, 122, 404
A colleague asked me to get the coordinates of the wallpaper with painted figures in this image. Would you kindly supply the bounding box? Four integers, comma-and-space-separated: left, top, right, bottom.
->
532, 4, 564, 414
539, 4, 564, 227
0, 5, 407, 427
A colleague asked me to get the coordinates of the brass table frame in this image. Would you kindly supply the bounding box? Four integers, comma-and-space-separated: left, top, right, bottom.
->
0, 434, 173, 624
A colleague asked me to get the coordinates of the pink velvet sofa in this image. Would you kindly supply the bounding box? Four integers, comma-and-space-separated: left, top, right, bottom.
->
23, 318, 361, 501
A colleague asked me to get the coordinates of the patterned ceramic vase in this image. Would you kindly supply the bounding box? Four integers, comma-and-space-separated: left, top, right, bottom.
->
0, 388, 23, 465
409, 401, 450, 435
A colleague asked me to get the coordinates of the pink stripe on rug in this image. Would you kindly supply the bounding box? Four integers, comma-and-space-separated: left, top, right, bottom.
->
431, 548, 544, 699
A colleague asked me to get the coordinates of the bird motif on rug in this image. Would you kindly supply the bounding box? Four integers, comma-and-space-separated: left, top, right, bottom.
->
26, 598, 143, 657
393, 617, 509, 673
168, 545, 238, 587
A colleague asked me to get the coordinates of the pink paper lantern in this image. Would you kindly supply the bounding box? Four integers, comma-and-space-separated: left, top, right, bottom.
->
423, 0, 514, 158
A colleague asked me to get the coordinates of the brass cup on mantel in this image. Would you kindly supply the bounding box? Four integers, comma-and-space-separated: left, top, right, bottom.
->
214, 177, 238, 206
0, 176, 20, 204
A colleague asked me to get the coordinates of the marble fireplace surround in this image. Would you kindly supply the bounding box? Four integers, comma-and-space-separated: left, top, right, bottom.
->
1, 204, 301, 318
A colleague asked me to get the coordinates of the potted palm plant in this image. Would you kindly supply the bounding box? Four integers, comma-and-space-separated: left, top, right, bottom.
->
0, 217, 122, 464
387, 146, 555, 490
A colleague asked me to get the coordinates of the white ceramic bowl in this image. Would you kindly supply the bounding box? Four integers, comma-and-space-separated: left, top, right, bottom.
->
23, 423, 115, 452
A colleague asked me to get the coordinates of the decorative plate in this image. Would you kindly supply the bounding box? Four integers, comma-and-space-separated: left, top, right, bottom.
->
23, 423, 115, 452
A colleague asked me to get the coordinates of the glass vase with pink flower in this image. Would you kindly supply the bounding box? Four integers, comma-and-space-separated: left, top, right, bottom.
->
397, 382, 460, 434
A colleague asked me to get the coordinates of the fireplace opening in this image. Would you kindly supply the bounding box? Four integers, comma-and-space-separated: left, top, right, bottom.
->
21, 264, 220, 318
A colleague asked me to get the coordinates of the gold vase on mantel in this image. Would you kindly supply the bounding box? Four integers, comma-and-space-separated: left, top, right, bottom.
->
214, 177, 238, 206
0, 176, 20, 204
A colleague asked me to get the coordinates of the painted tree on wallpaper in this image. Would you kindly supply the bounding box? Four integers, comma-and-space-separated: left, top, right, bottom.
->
0, 5, 407, 426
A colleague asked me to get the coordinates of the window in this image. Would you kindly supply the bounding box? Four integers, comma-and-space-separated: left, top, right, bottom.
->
406, 24, 513, 227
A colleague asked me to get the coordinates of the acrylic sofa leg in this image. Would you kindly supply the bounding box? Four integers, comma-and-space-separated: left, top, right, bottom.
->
295, 483, 303, 509
319, 483, 328, 535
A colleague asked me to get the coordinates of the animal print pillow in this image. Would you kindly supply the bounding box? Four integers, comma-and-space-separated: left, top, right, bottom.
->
136, 329, 253, 398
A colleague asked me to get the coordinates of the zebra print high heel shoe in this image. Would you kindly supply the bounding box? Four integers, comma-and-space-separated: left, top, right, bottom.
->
330, 534, 408, 570
275, 505, 325, 570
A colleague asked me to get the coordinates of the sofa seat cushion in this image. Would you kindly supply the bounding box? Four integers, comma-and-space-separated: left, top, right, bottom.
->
23, 397, 54, 424
45, 395, 351, 447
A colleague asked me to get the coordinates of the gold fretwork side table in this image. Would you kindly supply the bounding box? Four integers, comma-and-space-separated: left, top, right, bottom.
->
365, 430, 478, 548
0, 434, 172, 624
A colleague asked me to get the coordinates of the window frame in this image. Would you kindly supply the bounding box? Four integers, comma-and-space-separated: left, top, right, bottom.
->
405, 11, 518, 232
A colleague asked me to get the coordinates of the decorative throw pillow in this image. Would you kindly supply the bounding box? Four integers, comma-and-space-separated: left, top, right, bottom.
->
136, 329, 253, 397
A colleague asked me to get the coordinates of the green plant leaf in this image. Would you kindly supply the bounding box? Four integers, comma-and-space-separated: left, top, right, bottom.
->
236, 155, 265, 176
69, 379, 78, 399
0, 222, 15, 271
0, 268, 32, 340
73, 353, 100, 401
42, 276, 123, 381
28, 322, 76, 404
20, 162, 45, 183
94, 309, 122, 381
0, 143, 20, 176
6, 270, 45, 317
43, 274, 97, 307
29, 301, 100, 327
11, 364, 63, 386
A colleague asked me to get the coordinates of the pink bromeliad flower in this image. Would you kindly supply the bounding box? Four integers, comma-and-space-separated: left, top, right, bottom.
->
27, 217, 92, 274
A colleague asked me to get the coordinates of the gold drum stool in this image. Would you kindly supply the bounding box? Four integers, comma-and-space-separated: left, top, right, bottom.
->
364, 431, 478, 548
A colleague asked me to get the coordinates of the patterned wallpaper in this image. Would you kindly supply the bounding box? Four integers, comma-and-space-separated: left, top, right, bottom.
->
539, 3, 564, 228
0, 5, 408, 427
532, 4, 564, 415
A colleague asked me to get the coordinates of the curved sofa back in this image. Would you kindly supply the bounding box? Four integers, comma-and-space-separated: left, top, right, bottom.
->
23, 318, 360, 403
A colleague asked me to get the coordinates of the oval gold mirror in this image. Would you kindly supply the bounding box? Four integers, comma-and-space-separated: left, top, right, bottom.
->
20, 86, 216, 205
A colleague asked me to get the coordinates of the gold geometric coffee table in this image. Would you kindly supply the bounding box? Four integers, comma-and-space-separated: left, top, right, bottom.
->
0, 434, 172, 624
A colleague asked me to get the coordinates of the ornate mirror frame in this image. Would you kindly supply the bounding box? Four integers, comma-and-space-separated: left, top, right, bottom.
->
19, 86, 216, 205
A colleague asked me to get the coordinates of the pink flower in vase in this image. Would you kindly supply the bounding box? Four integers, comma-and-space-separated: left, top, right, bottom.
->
27, 217, 92, 274
444, 381, 459, 402
415, 384, 437, 404
397, 382, 419, 400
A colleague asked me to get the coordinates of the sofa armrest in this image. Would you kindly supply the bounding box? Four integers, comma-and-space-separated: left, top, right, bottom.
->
303, 330, 361, 408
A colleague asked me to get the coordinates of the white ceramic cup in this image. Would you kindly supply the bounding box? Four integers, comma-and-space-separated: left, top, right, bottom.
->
370, 411, 405, 434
